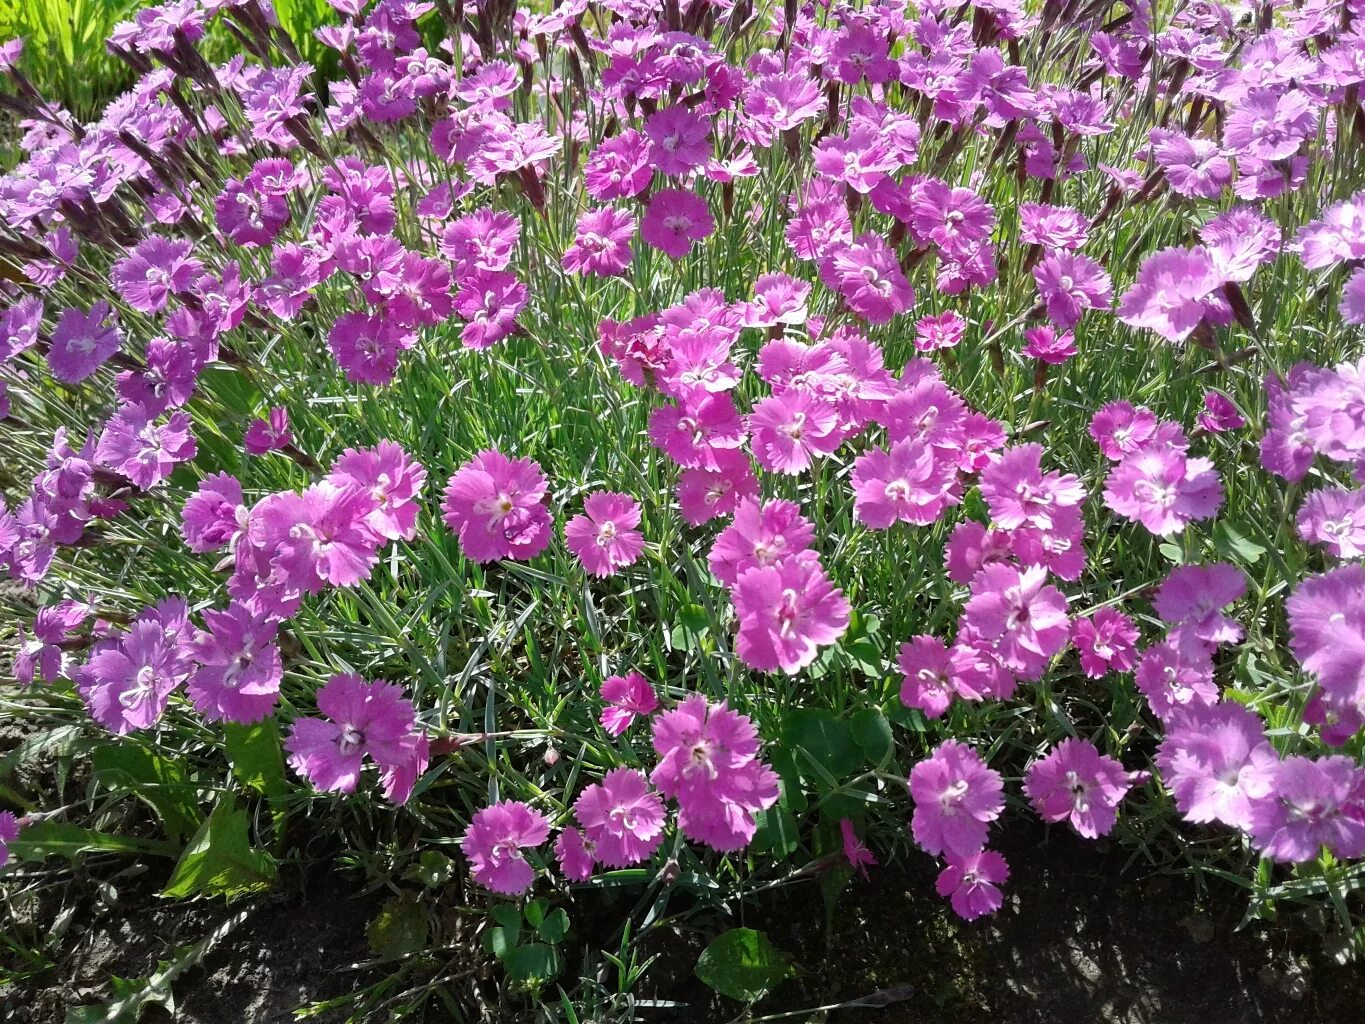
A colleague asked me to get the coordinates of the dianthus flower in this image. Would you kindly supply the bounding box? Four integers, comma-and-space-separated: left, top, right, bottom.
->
1297, 487, 1365, 559
599, 671, 659, 737
285, 673, 428, 804
181, 472, 246, 554
898, 635, 959, 719
441, 449, 552, 563
979, 443, 1086, 530
48, 303, 122, 383
1198, 391, 1245, 433
573, 769, 666, 868
1248, 756, 1365, 863
641, 188, 715, 259
1071, 607, 1139, 677
852, 439, 959, 528
1116, 246, 1230, 343
645, 105, 711, 175
562, 207, 636, 277
1154, 562, 1246, 652
1102, 443, 1222, 536
244, 407, 292, 455
1024, 738, 1135, 838
78, 618, 190, 735
1156, 704, 1277, 830
554, 826, 596, 881
462, 800, 551, 895
453, 270, 527, 349
708, 498, 814, 588
650, 695, 779, 852
255, 484, 383, 591
676, 449, 759, 526
961, 564, 1070, 680
1019, 203, 1089, 250
744, 273, 810, 328
913, 310, 967, 352
325, 442, 426, 543
1021, 326, 1077, 364
841, 818, 878, 877
936, 849, 1009, 921
583, 130, 653, 201
909, 740, 1005, 858
565, 492, 644, 577
95, 407, 196, 490
188, 601, 283, 724
1286, 566, 1365, 707
1032, 252, 1112, 329
734, 553, 850, 674
648, 391, 747, 469
439, 207, 520, 278
1088, 401, 1159, 461
819, 235, 914, 324
1133, 640, 1218, 722
748, 389, 842, 474
327, 312, 413, 386
15, 601, 91, 686
111, 237, 203, 314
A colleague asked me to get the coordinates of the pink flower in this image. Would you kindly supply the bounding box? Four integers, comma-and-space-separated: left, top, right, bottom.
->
1021, 326, 1077, 364
326, 442, 427, 542
708, 498, 814, 588
599, 671, 659, 737
1134, 640, 1218, 722
554, 827, 596, 881
327, 312, 413, 386
1116, 245, 1230, 343
96, 408, 197, 489
565, 492, 644, 577
1198, 391, 1246, 433
1248, 756, 1365, 863
111, 237, 203, 314
841, 818, 877, 878
78, 619, 191, 735
1089, 401, 1159, 461
641, 188, 715, 259
852, 439, 959, 528
649, 392, 747, 469
1071, 608, 1139, 677
1153, 563, 1246, 652
961, 564, 1070, 680
1024, 738, 1135, 838
584, 130, 653, 201
439, 207, 519, 278
1156, 704, 1277, 830
748, 389, 842, 474
441, 450, 552, 563
645, 105, 711, 175
562, 207, 636, 277
244, 407, 292, 455
676, 449, 759, 526
181, 472, 246, 554
188, 602, 283, 724
48, 303, 122, 383
453, 271, 527, 349
1032, 251, 1112, 329
979, 443, 1085, 530
898, 635, 957, 719
1297, 487, 1365, 559
462, 800, 551, 895
1102, 443, 1223, 536
288, 674, 431, 808
914, 311, 967, 352
936, 849, 1009, 921
650, 695, 779, 852
0, 810, 21, 869
818, 235, 914, 324
909, 740, 1004, 858
257, 485, 383, 591
573, 768, 666, 868
1286, 566, 1365, 708
744, 273, 811, 328
734, 553, 851, 674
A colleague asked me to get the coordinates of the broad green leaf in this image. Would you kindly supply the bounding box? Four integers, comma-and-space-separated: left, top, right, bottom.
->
1214, 521, 1267, 565
223, 720, 288, 798
751, 807, 800, 860
93, 743, 202, 842
503, 942, 559, 983
12, 822, 179, 862
780, 708, 860, 782
405, 850, 455, 889
849, 708, 894, 766
162, 798, 277, 899
537, 907, 570, 945
367, 895, 429, 959
694, 928, 792, 1004
668, 603, 710, 652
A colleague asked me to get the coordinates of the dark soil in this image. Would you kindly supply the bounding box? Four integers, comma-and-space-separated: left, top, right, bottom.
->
5, 825, 1362, 1023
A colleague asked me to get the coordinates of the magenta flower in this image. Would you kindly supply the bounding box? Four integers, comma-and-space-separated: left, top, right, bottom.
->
48, 303, 122, 384
650, 695, 779, 852
641, 188, 715, 259
440, 207, 520, 278
562, 207, 636, 278
1032, 251, 1112, 329
1019, 203, 1089, 250
96, 407, 196, 489
841, 818, 878, 878
1286, 567, 1365, 708
328, 312, 412, 386
440, 449, 552, 563
1134, 640, 1218, 722
554, 826, 596, 882
1297, 487, 1365, 559
462, 800, 551, 895
0, 810, 20, 868
564, 492, 644, 577
244, 407, 293, 455
583, 130, 653, 201
1248, 756, 1365, 863
573, 768, 666, 868
188, 602, 283, 724
708, 498, 814, 588
1071, 608, 1139, 678
898, 635, 957, 719
1024, 738, 1135, 839
649, 392, 747, 469
936, 849, 1009, 921
979, 443, 1086, 530
748, 389, 842, 475
259, 485, 383, 591
111, 237, 202, 314
326, 441, 427, 542
599, 671, 659, 737
1089, 401, 1159, 461
181, 472, 246, 554
1153, 563, 1246, 652
852, 439, 959, 528
734, 553, 851, 674
1116, 246, 1230, 343
645, 105, 711, 175
914, 311, 967, 352
1021, 326, 1077, 364
910, 740, 1005, 858
1156, 704, 1277, 830
78, 620, 190, 735
15, 600, 90, 686
285, 673, 429, 805
745, 273, 811, 328
1198, 391, 1246, 433
1102, 443, 1222, 536
961, 564, 1070, 680
453, 270, 527, 350
676, 449, 759, 526
819, 235, 914, 324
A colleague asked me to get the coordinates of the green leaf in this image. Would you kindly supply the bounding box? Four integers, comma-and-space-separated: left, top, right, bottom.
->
751, 807, 800, 860
93, 743, 202, 842
841, 612, 884, 677
162, 798, 278, 899
1214, 521, 1267, 566
849, 708, 894, 766
781, 708, 860, 782
223, 720, 288, 798
367, 895, 429, 959
668, 603, 710, 652
503, 942, 559, 984
537, 907, 570, 945
523, 896, 547, 928
1158, 542, 1184, 564
11, 822, 179, 863
404, 850, 455, 889
694, 928, 792, 1004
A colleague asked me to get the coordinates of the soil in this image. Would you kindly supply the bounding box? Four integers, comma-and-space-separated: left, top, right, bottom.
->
7, 823, 1361, 1024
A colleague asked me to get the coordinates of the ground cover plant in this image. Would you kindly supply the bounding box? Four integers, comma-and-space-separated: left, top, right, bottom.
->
2, 0, 1365, 1018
